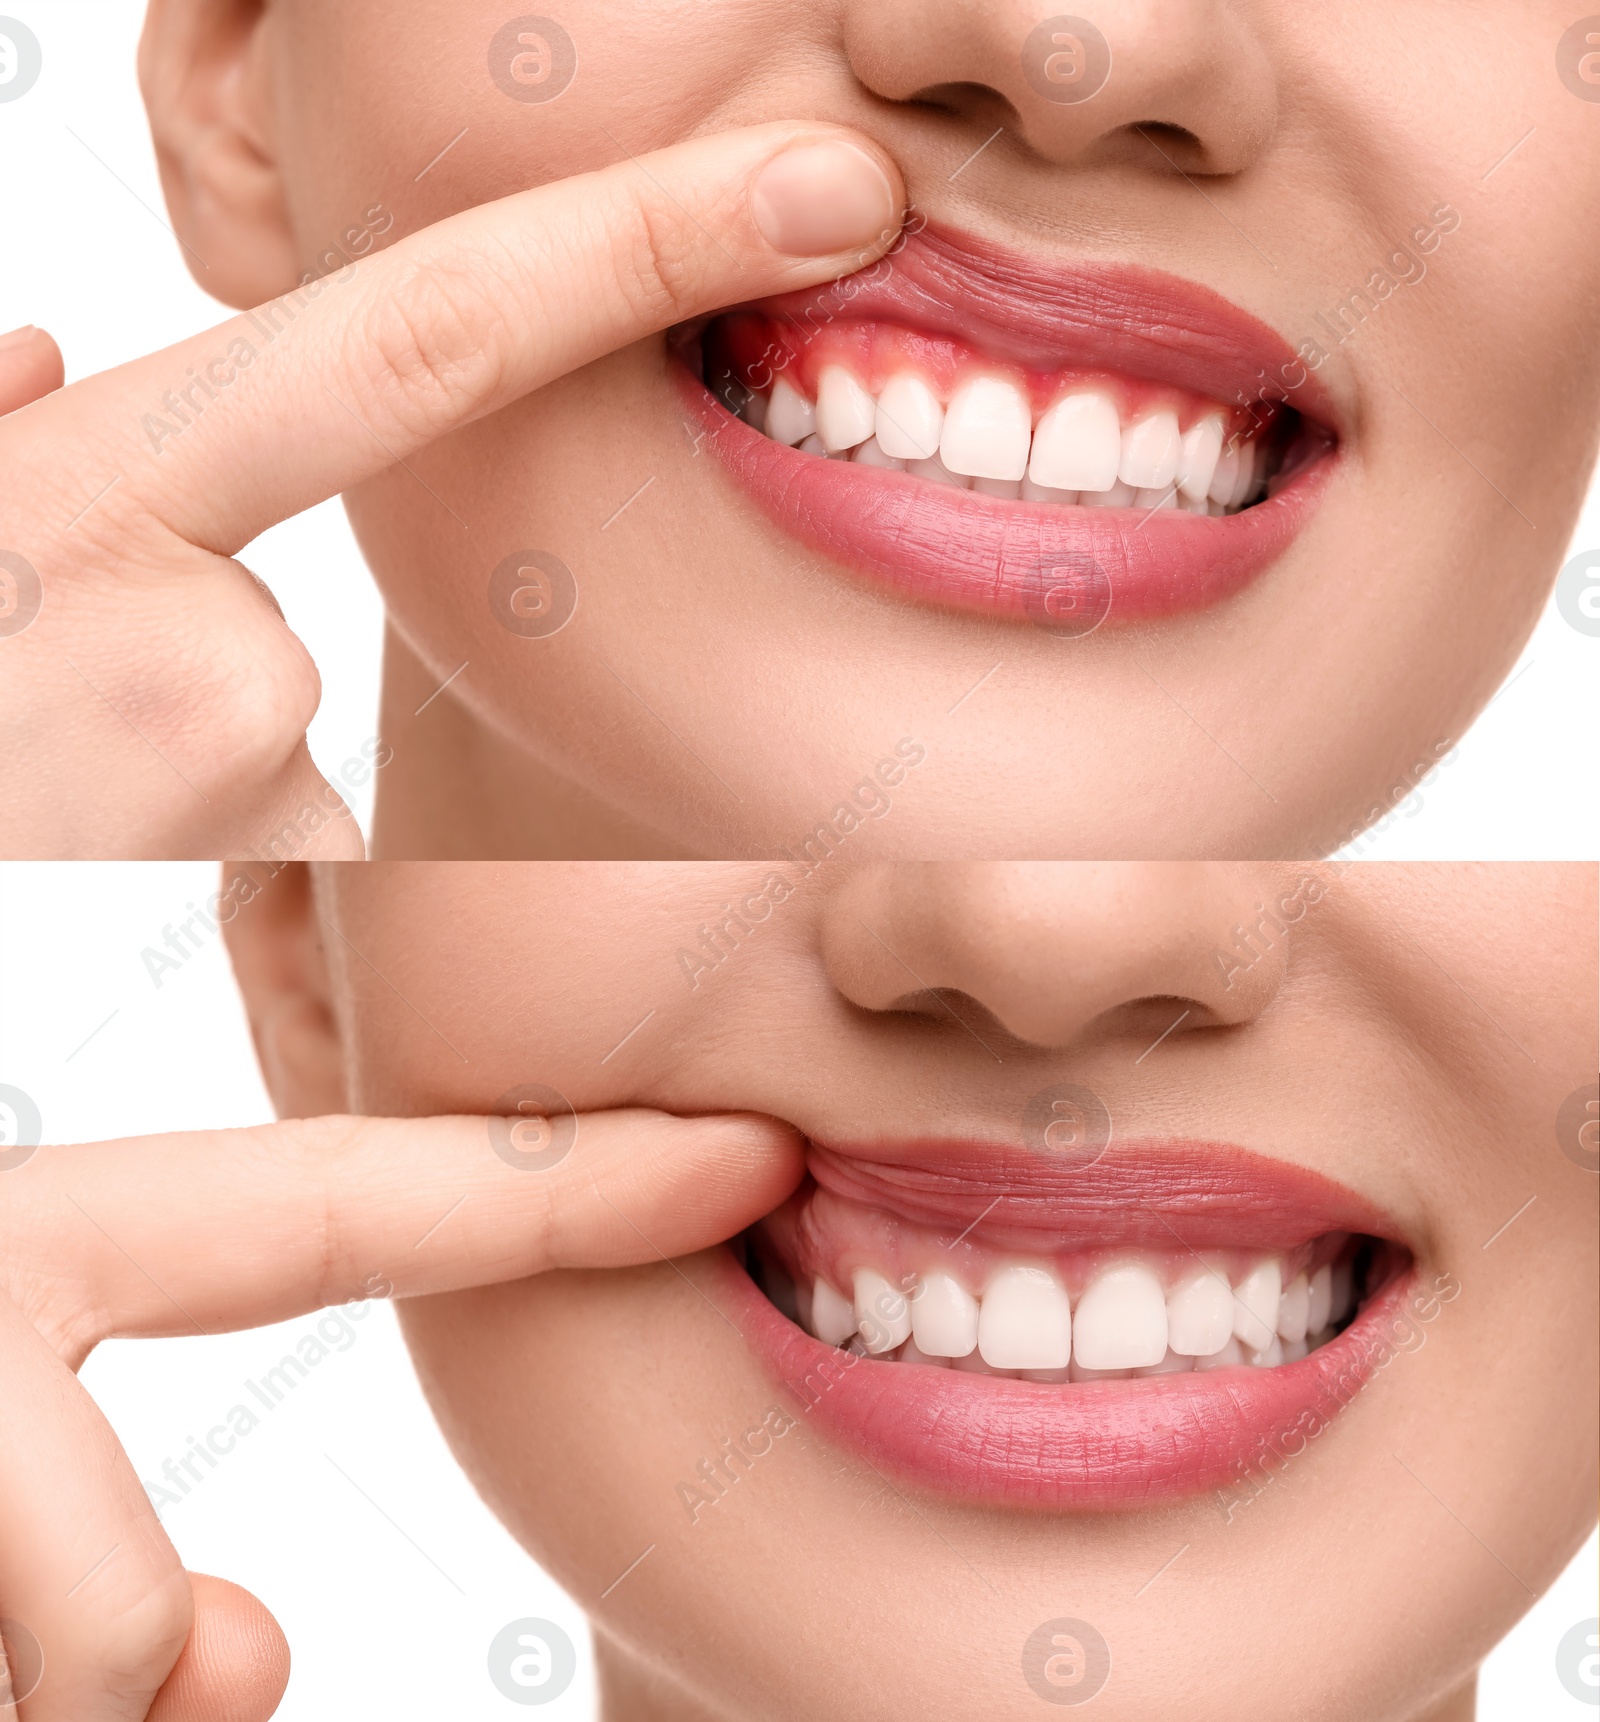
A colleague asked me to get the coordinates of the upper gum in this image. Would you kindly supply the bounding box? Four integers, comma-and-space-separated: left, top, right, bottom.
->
771, 1186, 1331, 1301
728, 315, 1251, 436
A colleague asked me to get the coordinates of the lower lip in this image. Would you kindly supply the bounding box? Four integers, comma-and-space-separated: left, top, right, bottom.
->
677, 373, 1334, 628
716, 1249, 1411, 1510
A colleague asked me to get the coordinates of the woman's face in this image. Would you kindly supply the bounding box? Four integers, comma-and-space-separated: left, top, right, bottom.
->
261, 861, 1597, 1720
210, 1, 1600, 857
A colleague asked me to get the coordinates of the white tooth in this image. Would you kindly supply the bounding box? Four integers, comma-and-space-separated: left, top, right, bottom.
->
1069, 1359, 1134, 1382
1193, 1335, 1244, 1372
766, 376, 816, 446
1307, 1264, 1333, 1334
874, 372, 944, 461
897, 1337, 952, 1368
1281, 1336, 1308, 1363
1207, 441, 1242, 505
972, 476, 1021, 499
1327, 1259, 1354, 1326
1307, 1326, 1335, 1351
1136, 1348, 1195, 1376
953, 1348, 1018, 1377
853, 1267, 911, 1354
739, 391, 768, 434
1072, 1262, 1168, 1369
1020, 476, 1078, 505
797, 433, 828, 458
977, 1265, 1071, 1370
1276, 1273, 1311, 1344
910, 1270, 979, 1358
815, 365, 876, 452
1229, 440, 1259, 507
1247, 1335, 1285, 1368
1079, 479, 1137, 508
1165, 1265, 1234, 1356
1233, 1258, 1282, 1352
1028, 390, 1121, 492
1180, 488, 1212, 515
1119, 408, 1182, 490
1133, 485, 1178, 511
940, 374, 1032, 481
809, 1279, 856, 1346
1176, 414, 1224, 500
906, 452, 972, 488
851, 436, 905, 471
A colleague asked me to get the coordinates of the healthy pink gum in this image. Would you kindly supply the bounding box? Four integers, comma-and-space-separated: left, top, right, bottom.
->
740, 318, 1266, 442
757, 1187, 1349, 1303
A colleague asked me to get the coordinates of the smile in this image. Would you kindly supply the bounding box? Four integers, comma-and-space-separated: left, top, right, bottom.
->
677, 225, 1339, 627
726, 1138, 1413, 1509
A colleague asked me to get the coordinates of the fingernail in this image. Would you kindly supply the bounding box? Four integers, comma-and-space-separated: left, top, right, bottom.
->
750, 139, 900, 257
0, 325, 37, 351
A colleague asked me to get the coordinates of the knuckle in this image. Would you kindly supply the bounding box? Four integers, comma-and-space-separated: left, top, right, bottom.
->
606, 187, 706, 328
345, 257, 515, 439
88, 1563, 193, 1693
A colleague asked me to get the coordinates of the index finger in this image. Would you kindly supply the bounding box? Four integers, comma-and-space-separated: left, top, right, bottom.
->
5, 1109, 803, 1360
31, 123, 903, 555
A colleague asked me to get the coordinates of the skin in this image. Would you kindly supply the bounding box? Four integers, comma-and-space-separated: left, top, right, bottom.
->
118, 0, 1600, 858
222, 859, 1599, 1720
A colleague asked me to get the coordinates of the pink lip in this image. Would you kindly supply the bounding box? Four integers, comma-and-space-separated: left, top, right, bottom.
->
678, 223, 1338, 625
724, 1139, 1410, 1510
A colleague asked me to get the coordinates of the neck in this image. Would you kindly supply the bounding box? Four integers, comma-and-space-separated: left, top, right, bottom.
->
369, 627, 693, 858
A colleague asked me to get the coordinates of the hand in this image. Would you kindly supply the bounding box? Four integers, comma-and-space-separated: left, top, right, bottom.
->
0, 124, 903, 857
0, 1108, 802, 1717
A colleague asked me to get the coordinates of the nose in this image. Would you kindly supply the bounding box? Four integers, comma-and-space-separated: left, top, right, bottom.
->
841, 0, 1278, 176
819, 862, 1298, 1051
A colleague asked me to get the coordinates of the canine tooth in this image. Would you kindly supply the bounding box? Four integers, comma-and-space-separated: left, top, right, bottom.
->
910, 1270, 979, 1358
852, 436, 905, 470
1136, 1348, 1195, 1376
897, 1337, 952, 1368
940, 375, 1032, 481
1281, 1336, 1308, 1363
1307, 1264, 1333, 1334
1229, 440, 1260, 507
853, 1267, 911, 1354
1133, 486, 1178, 511
1119, 409, 1181, 490
1233, 1258, 1282, 1352
797, 434, 827, 458
766, 376, 815, 446
1072, 1262, 1168, 1369
1177, 413, 1225, 500
1207, 441, 1242, 505
1020, 477, 1079, 505
809, 1279, 856, 1346
1166, 1266, 1234, 1356
739, 391, 768, 434
1194, 1335, 1244, 1371
973, 477, 1022, 499
1247, 1335, 1285, 1368
816, 365, 876, 452
1028, 390, 1120, 491
1277, 1273, 1311, 1344
874, 372, 944, 461
1080, 479, 1138, 508
977, 1265, 1071, 1370
906, 452, 972, 488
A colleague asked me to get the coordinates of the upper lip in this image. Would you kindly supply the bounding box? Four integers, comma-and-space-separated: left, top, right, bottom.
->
805, 1136, 1399, 1251
722, 219, 1340, 434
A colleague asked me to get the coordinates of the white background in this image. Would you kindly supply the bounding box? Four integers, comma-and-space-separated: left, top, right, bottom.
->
0, 4, 1596, 858
1, 863, 1597, 1720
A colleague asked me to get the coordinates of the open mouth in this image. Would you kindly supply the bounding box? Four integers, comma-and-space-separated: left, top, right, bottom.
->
676, 225, 1339, 627
720, 1139, 1413, 1509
